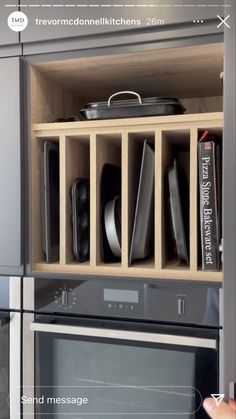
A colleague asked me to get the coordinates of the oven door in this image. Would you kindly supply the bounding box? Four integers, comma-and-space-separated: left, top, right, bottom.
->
0, 311, 21, 419
23, 315, 218, 419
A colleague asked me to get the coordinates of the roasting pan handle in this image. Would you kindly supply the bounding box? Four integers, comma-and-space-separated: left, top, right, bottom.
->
108, 91, 142, 106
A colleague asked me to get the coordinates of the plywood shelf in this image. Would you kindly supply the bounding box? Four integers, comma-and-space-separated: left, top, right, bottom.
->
33, 112, 223, 133
31, 112, 223, 282
32, 262, 223, 282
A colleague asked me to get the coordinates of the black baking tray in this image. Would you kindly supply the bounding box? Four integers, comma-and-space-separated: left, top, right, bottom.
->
168, 159, 189, 263
41, 141, 59, 263
129, 140, 154, 264
81, 97, 185, 120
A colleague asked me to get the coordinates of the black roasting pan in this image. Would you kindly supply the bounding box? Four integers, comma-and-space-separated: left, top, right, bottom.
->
81, 91, 185, 120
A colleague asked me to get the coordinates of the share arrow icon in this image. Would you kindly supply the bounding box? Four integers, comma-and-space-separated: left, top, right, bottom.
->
211, 394, 225, 406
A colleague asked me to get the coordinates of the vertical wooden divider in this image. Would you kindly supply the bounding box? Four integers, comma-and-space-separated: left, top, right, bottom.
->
90, 133, 97, 267
59, 134, 66, 266
122, 131, 129, 269
155, 128, 163, 271
190, 127, 198, 271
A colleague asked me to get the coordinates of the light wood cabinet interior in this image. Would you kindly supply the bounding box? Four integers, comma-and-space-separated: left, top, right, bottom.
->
29, 42, 224, 281
31, 113, 223, 281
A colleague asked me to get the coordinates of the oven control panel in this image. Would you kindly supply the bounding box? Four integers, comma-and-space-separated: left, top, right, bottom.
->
53, 287, 78, 310
106, 302, 135, 311
34, 278, 220, 327
50, 283, 140, 316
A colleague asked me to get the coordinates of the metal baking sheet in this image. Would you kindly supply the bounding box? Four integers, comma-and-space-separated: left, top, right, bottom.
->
168, 160, 189, 263
129, 140, 154, 264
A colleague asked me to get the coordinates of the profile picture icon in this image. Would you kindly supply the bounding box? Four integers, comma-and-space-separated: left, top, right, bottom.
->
8, 11, 28, 32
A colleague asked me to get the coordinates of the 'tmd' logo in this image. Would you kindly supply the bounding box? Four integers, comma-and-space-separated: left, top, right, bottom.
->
8, 11, 28, 32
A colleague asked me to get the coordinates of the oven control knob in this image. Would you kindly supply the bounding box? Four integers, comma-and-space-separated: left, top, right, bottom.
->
177, 297, 185, 316
61, 289, 69, 306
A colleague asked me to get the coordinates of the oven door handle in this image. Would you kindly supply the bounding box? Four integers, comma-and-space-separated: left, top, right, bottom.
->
30, 321, 217, 349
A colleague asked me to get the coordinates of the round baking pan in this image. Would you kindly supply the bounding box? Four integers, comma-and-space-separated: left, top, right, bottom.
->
104, 195, 121, 258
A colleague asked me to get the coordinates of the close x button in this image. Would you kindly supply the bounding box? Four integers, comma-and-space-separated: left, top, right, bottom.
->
217, 15, 230, 29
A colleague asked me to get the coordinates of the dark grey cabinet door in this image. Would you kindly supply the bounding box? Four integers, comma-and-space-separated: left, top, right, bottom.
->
222, 0, 236, 398
21, 0, 222, 44
0, 57, 23, 275
0, 1, 19, 46
0, 1, 21, 57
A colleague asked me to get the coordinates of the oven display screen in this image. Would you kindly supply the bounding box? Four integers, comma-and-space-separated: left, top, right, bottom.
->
104, 289, 139, 303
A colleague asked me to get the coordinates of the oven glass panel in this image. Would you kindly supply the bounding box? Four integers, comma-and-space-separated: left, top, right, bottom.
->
34, 331, 217, 418
0, 313, 9, 419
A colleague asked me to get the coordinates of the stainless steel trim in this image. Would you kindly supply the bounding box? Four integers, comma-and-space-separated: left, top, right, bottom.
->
219, 288, 224, 393
219, 328, 224, 394
23, 313, 35, 419
9, 277, 21, 310
229, 382, 236, 399
219, 287, 223, 328
23, 277, 35, 311
10, 312, 21, 419
31, 322, 217, 349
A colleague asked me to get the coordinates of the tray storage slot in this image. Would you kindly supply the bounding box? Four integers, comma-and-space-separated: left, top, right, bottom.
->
63, 135, 90, 266
127, 132, 155, 269
95, 133, 122, 267
31, 136, 60, 267
161, 130, 190, 270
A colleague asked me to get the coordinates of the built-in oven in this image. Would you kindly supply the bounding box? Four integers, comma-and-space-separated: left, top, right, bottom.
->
0, 277, 21, 419
23, 277, 221, 419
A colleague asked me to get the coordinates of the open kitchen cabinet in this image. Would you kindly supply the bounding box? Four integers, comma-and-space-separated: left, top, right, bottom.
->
29, 42, 223, 281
